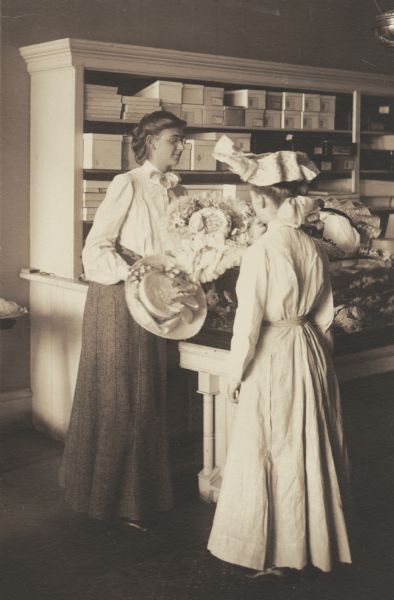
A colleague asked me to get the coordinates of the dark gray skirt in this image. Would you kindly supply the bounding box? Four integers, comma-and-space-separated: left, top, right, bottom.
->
60, 281, 173, 520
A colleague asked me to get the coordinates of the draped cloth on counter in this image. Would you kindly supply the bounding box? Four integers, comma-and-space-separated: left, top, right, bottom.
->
208, 220, 352, 573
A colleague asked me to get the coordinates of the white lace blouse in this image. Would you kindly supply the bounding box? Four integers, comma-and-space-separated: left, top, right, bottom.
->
82, 161, 186, 285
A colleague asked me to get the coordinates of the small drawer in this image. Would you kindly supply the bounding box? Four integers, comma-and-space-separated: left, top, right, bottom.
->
264, 110, 281, 128
245, 108, 265, 128
83, 133, 123, 170
281, 110, 302, 129
203, 86, 224, 106
202, 107, 225, 126
301, 111, 320, 129
320, 95, 336, 114
223, 106, 245, 126
181, 104, 203, 125
302, 93, 321, 112
318, 113, 335, 130
266, 92, 283, 110
187, 139, 217, 171
282, 92, 303, 111
182, 84, 204, 104
224, 89, 266, 109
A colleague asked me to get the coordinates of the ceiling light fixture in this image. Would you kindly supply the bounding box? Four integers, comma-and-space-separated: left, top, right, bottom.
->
375, 9, 394, 46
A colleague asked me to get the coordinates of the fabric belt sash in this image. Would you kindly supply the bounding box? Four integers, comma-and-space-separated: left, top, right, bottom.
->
262, 315, 310, 328
117, 244, 142, 267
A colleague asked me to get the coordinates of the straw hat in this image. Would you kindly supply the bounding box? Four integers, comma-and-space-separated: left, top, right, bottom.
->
125, 255, 207, 340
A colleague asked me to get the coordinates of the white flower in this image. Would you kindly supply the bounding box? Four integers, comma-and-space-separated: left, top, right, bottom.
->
188, 207, 232, 237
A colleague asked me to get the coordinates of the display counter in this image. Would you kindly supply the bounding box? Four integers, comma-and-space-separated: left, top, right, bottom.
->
178, 255, 394, 501
21, 268, 394, 502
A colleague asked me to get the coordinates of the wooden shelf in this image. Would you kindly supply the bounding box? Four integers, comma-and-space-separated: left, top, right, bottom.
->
360, 170, 394, 177
83, 169, 242, 183
361, 130, 394, 136
83, 168, 353, 182
84, 119, 352, 136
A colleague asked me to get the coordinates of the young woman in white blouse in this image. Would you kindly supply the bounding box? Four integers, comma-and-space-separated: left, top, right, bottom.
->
60, 111, 187, 525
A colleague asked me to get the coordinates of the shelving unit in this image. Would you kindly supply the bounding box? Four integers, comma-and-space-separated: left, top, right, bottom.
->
19, 38, 394, 280
18, 38, 394, 440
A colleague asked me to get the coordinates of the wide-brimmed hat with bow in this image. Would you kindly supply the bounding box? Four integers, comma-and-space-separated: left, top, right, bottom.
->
125, 255, 207, 339
213, 135, 321, 228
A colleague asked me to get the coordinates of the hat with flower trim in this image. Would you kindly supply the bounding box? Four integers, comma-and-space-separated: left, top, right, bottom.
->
125, 254, 207, 339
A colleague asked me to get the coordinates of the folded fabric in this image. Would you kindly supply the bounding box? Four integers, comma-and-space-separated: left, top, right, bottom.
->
320, 211, 361, 258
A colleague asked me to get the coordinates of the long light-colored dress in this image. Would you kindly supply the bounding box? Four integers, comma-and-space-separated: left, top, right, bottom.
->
207, 217, 352, 573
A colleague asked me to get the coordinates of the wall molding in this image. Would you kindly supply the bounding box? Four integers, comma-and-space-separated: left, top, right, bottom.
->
20, 37, 394, 94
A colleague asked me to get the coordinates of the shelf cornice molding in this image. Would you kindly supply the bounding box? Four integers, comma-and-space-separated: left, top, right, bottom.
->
20, 37, 394, 95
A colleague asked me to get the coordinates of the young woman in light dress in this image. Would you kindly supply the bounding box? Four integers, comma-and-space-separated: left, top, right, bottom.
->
208, 140, 352, 576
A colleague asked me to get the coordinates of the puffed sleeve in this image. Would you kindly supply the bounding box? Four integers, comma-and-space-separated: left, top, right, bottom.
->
82, 174, 134, 285
228, 246, 267, 382
312, 249, 335, 353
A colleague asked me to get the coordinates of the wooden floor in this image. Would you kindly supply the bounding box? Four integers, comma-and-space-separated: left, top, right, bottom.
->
1, 371, 394, 600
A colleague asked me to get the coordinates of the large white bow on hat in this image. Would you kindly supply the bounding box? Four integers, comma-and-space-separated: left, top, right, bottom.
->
213, 135, 319, 186
276, 196, 322, 228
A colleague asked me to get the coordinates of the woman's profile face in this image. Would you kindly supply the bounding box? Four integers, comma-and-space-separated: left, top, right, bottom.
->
149, 127, 186, 172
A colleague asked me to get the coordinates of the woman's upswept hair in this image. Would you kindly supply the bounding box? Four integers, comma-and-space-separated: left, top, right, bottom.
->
251, 181, 309, 206
131, 110, 186, 165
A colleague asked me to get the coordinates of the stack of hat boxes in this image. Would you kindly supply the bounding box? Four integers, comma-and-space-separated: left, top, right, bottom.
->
82, 80, 337, 220
83, 81, 337, 173
82, 180, 111, 221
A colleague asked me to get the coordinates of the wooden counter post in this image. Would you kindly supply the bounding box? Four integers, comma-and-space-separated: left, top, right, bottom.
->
197, 372, 220, 502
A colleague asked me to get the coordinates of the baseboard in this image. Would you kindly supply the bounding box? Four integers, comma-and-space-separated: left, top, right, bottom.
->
0, 387, 32, 428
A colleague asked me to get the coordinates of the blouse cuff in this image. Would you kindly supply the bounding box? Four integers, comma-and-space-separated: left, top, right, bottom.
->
118, 261, 132, 282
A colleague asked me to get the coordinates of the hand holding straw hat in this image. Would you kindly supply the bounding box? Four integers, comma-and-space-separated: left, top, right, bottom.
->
125, 255, 207, 339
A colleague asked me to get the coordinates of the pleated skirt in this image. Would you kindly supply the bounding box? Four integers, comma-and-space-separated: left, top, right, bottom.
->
59, 281, 173, 520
